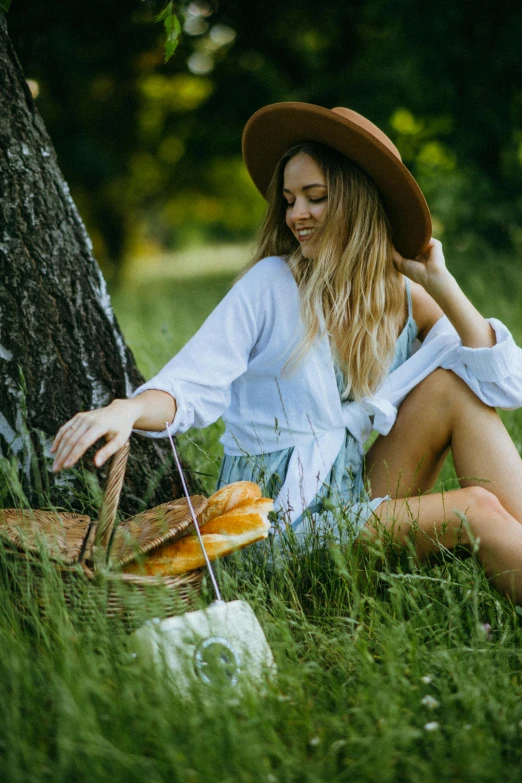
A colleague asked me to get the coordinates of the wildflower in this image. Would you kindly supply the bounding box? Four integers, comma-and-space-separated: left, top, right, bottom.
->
424, 721, 439, 732
421, 695, 440, 710
479, 623, 492, 640
309, 736, 321, 747
421, 675, 433, 685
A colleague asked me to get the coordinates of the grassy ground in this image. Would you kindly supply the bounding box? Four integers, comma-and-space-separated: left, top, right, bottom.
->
2, 243, 522, 781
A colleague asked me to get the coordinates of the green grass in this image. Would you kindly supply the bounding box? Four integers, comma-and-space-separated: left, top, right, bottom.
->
2, 243, 522, 781
1, 529, 522, 782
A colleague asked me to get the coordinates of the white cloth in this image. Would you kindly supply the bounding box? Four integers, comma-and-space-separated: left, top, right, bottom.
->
132, 256, 522, 523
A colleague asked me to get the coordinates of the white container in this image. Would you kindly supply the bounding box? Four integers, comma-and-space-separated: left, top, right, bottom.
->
132, 599, 276, 694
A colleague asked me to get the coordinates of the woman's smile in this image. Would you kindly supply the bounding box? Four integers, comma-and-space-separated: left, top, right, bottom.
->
296, 227, 315, 241
283, 152, 328, 257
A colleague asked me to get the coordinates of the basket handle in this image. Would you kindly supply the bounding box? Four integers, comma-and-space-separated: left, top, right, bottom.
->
95, 441, 130, 553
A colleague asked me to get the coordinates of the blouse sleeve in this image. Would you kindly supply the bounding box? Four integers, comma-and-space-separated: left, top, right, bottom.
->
438, 317, 522, 409
131, 262, 269, 439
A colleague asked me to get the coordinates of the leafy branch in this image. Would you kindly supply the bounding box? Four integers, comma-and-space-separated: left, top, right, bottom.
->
154, 1, 182, 62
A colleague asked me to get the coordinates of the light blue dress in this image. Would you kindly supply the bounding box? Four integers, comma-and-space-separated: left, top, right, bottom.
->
217, 281, 418, 542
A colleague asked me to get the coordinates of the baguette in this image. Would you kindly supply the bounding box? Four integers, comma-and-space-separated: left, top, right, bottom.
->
123, 496, 273, 577
201, 481, 262, 524
198, 498, 274, 535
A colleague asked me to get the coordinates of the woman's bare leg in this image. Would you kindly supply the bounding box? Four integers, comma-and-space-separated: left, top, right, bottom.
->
366, 369, 522, 523
364, 487, 522, 602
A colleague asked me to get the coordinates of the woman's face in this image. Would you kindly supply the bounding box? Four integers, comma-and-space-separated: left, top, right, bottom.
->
283, 152, 328, 259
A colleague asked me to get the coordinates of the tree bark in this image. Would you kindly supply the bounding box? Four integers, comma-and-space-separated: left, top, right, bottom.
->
0, 18, 189, 514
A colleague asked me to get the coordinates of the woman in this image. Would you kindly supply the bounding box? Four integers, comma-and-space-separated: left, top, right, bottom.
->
51, 103, 522, 600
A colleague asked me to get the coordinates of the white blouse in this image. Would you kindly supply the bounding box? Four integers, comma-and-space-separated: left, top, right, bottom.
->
133, 256, 522, 523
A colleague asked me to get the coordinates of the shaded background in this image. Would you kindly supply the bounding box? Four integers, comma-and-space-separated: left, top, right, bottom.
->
9, 0, 522, 279
7, 0, 522, 490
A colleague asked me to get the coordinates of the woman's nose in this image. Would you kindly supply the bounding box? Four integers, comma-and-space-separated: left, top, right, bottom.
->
290, 199, 311, 221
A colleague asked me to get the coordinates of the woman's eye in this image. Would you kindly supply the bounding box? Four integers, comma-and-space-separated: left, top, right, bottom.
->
285, 196, 326, 207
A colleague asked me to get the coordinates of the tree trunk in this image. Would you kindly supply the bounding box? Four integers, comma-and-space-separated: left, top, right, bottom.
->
0, 18, 190, 514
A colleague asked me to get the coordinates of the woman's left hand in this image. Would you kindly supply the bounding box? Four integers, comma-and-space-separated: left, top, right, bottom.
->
394, 236, 496, 348
393, 238, 451, 294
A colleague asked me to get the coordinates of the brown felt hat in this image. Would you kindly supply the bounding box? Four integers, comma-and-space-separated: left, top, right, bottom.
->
242, 102, 432, 259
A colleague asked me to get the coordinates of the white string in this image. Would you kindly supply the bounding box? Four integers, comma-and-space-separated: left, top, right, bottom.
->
166, 425, 223, 603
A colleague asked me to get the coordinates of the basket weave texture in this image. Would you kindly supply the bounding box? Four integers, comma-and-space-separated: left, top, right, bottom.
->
0, 443, 208, 625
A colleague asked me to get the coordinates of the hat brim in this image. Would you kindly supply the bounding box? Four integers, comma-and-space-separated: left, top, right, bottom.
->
242, 102, 431, 259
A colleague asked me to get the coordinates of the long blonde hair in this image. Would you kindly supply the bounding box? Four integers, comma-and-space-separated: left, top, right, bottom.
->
247, 142, 405, 401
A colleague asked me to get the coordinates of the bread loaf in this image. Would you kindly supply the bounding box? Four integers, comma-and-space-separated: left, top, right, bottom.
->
123, 535, 233, 577
123, 495, 273, 577
201, 481, 262, 524
198, 498, 274, 536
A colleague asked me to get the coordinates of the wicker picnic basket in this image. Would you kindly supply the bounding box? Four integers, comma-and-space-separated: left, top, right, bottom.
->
0, 442, 208, 627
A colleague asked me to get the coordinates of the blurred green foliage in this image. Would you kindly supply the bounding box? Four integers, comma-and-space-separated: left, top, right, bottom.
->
8, 0, 522, 276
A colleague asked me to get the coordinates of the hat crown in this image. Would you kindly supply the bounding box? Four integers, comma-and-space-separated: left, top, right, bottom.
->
331, 107, 402, 162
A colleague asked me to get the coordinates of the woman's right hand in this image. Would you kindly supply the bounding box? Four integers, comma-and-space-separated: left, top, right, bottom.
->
51, 398, 139, 472
51, 389, 177, 472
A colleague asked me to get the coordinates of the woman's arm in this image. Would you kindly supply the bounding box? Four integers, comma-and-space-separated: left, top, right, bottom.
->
396, 238, 496, 348
52, 256, 279, 472
385, 239, 522, 415
51, 389, 176, 472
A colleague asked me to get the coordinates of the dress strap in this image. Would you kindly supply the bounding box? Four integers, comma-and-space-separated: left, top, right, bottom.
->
404, 277, 413, 320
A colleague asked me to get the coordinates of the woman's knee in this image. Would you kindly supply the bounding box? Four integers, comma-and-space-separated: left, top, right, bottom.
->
387, 369, 462, 449
416, 486, 511, 553
416, 368, 472, 404
461, 485, 503, 512
360, 487, 511, 555
394, 370, 459, 427
457, 486, 511, 538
